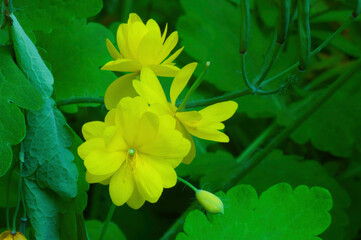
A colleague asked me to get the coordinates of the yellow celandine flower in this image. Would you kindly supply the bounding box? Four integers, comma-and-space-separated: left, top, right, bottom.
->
101, 13, 184, 109
0, 231, 26, 240
77, 96, 191, 209
133, 63, 238, 164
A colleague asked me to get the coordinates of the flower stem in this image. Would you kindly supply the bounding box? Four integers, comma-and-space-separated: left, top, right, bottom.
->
99, 203, 116, 240
260, 15, 355, 88
240, 53, 254, 91
256, 39, 282, 87
6, 165, 15, 230
228, 58, 361, 187
56, 97, 105, 107
12, 147, 24, 233
177, 176, 198, 192
177, 62, 210, 112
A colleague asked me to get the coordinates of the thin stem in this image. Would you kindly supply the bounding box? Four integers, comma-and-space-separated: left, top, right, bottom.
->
240, 53, 254, 91
177, 176, 198, 192
228, 58, 361, 187
177, 62, 210, 112
260, 16, 355, 88
236, 123, 278, 163
20, 186, 27, 234
12, 160, 23, 233
185, 88, 251, 109
256, 40, 283, 87
99, 203, 116, 240
6, 165, 15, 230
56, 97, 104, 107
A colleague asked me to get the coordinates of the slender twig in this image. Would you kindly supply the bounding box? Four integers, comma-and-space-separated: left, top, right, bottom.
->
228, 58, 361, 187
260, 16, 355, 88
177, 62, 210, 112
99, 203, 116, 240
177, 176, 198, 192
240, 53, 254, 91
56, 97, 105, 107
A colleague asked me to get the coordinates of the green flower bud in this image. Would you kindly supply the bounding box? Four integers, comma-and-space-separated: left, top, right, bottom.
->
196, 190, 224, 214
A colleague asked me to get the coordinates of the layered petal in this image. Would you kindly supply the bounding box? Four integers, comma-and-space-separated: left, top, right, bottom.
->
78, 138, 105, 159
84, 149, 125, 175
134, 112, 159, 148
106, 38, 122, 60
184, 125, 230, 142
86, 171, 113, 184
101, 59, 142, 72
117, 24, 132, 59
82, 121, 106, 140
110, 164, 135, 206
177, 123, 196, 164
158, 31, 179, 63
148, 64, 180, 77
127, 187, 145, 209
170, 62, 198, 104
162, 47, 184, 65
198, 101, 238, 125
137, 31, 163, 65
104, 73, 139, 110
133, 156, 163, 203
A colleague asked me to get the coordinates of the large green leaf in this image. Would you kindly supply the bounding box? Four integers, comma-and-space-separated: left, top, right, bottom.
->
13, 0, 102, 34
86, 220, 127, 240
177, 183, 332, 240
277, 71, 361, 157
36, 21, 116, 105
240, 150, 350, 240
0, 46, 42, 177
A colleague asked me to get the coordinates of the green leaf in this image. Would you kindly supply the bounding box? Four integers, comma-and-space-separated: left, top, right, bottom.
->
13, 0, 103, 34
23, 178, 60, 240
177, 183, 333, 240
277, 71, 361, 157
86, 220, 127, 240
240, 150, 350, 240
0, 46, 42, 176
36, 21, 116, 105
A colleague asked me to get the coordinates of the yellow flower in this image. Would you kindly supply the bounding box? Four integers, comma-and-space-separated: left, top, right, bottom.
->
78, 97, 190, 209
102, 13, 183, 109
133, 63, 238, 164
196, 190, 224, 214
0, 231, 27, 240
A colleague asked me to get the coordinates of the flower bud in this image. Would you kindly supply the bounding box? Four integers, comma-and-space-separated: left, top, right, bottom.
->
196, 190, 224, 214
0, 230, 27, 240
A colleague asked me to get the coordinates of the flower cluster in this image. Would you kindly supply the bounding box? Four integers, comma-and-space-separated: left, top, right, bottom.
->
78, 13, 238, 209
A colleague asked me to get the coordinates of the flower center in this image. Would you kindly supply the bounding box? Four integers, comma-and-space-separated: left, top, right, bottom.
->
128, 148, 136, 156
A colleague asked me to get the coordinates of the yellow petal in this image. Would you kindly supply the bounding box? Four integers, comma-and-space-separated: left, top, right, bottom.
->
86, 171, 113, 184
199, 101, 238, 125
170, 62, 198, 104
101, 59, 142, 72
117, 24, 132, 59
103, 126, 129, 152
137, 31, 163, 65
106, 38, 122, 60
142, 154, 177, 188
78, 138, 105, 159
116, 96, 149, 146
128, 13, 143, 24
110, 164, 135, 206
149, 102, 174, 116
145, 19, 161, 38
134, 112, 159, 148
185, 126, 230, 142
139, 119, 190, 167
127, 187, 145, 209
82, 121, 106, 140
161, 23, 168, 43
134, 157, 163, 203
84, 150, 125, 175
158, 31, 179, 63
138, 67, 168, 104
148, 64, 180, 77
162, 47, 184, 65
178, 123, 196, 164
105, 109, 121, 126
104, 73, 139, 110
176, 111, 202, 127
127, 21, 148, 59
